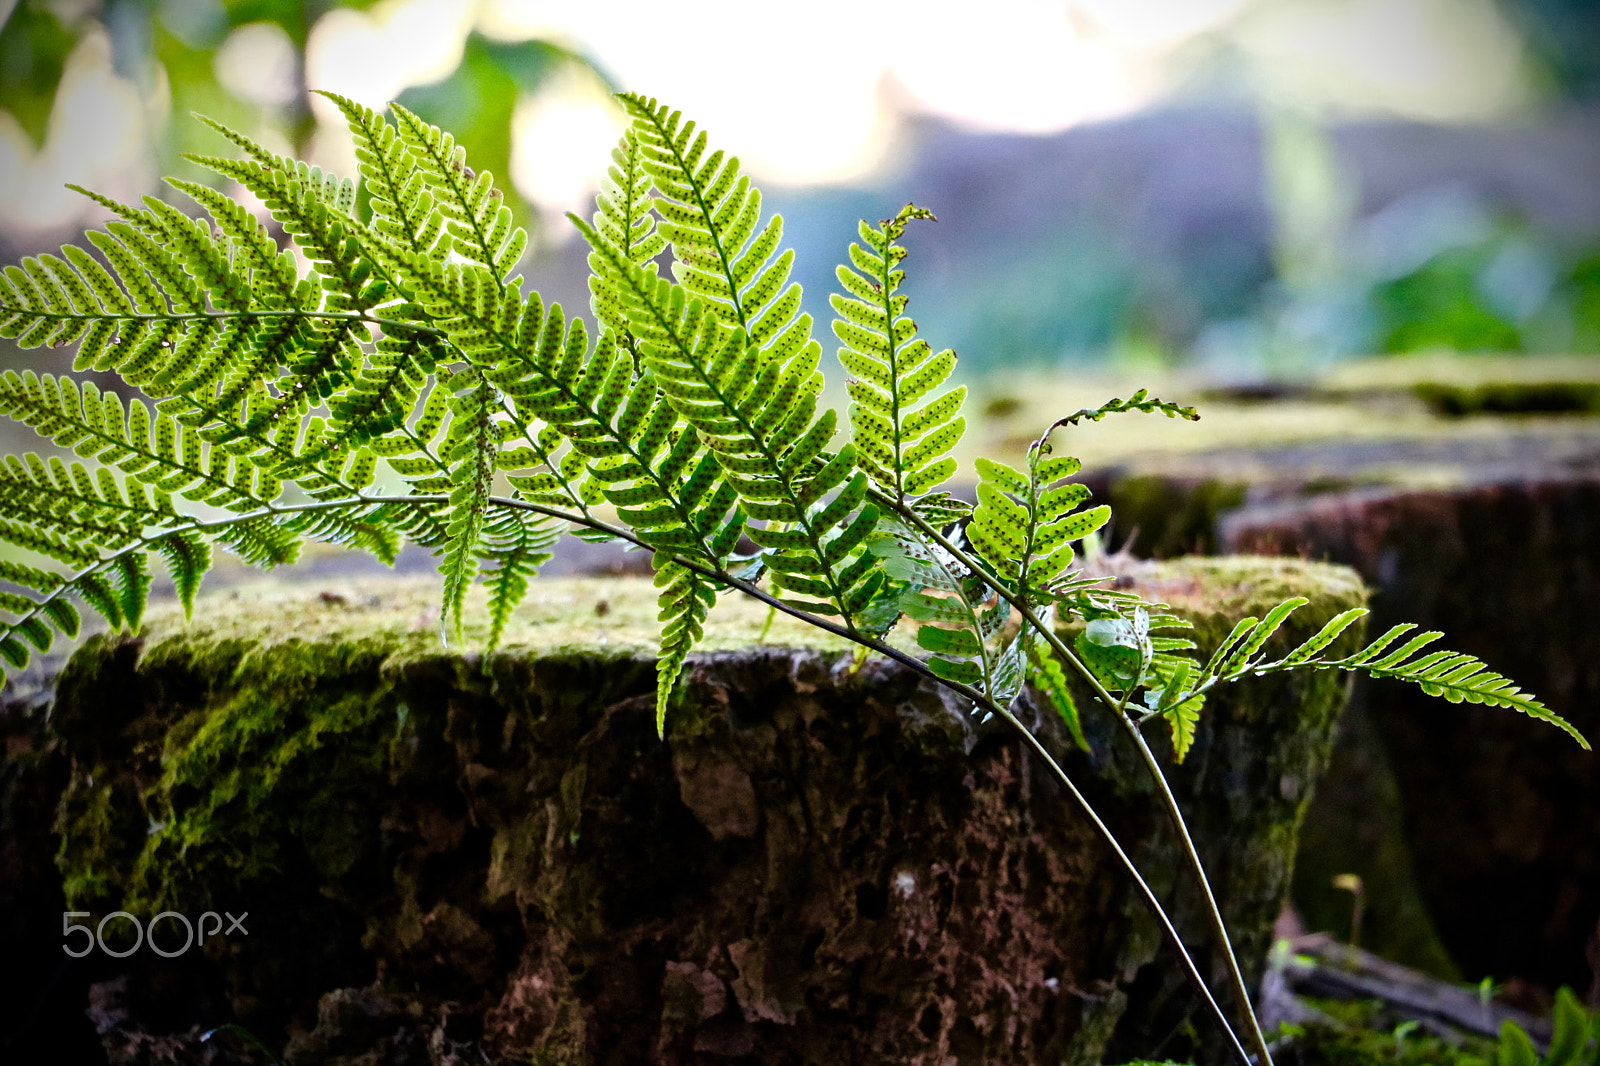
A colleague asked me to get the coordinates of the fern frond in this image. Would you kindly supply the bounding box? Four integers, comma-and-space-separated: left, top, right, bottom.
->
0, 372, 271, 512
589, 127, 668, 369
477, 506, 559, 654
487, 291, 733, 558
1047, 389, 1200, 429
0, 544, 151, 688
1029, 640, 1090, 751
1325, 626, 1585, 747
621, 94, 811, 362
653, 553, 718, 738
1169, 601, 1588, 751
835, 204, 966, 499
189, 119, 379, 315
0, 366, 385, 564
436, 369, 498, 645
581, 219, 888, 619
389, 102, 526, 278
319, 92, 447, 259
966, 453, 1109, 606
165, 179, 305, 309
867, 522, 1015, 704
151, 530, 212, 618
293, 328, 444, 471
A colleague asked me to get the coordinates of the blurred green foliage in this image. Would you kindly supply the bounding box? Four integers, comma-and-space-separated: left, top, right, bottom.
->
0, 0, 601, 225
1373, 243, 1525, 353
1370, 234, 1600, 356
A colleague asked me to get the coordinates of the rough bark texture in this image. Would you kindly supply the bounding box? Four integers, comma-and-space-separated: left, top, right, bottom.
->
1224, 481, 1600, 996
5, 559, 1363, 1066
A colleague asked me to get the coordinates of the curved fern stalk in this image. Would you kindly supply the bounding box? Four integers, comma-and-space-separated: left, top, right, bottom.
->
884, 425, 1275, 1064
577, 218, 882, 625
389, 102, 527, 279
621, 94, 813, 366
588, 127, 668, 372
1180, 602, 1589, 749
835, 204, 967, 503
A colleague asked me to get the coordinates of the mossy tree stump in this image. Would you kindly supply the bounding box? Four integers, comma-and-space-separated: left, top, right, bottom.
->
27, 558, 1363, 1066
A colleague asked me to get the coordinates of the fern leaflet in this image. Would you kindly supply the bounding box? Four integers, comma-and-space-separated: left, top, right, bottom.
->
835, 204, 966, 500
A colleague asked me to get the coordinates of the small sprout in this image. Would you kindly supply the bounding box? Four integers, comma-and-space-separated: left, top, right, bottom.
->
1333, 872, 1365, 948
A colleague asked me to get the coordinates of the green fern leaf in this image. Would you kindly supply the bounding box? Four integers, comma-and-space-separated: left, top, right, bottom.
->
320, 92, 446, 256
152, 530, 211, 618
438, 369, 497, 645
577, 217, 884, 620
653, 554, 717, 737
1277, 607, 1368, 666
1048, 388, 1200, 429
389, 103, 526, 277
621, 94, 806, 354
835, 204, 966, 500
589, 128, 668, 368
477, 508, 559, 654
189, 122, 379, 316
1030, 643, 1090, 751
1219, 597, 1308, 676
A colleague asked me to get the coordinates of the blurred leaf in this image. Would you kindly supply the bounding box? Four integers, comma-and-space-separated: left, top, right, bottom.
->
1372, 245, 1523, 353
0, 2, 78, 144
396, 35, 609, 226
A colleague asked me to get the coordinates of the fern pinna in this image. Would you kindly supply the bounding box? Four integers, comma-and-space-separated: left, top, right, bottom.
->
0, 92, 1585, 1066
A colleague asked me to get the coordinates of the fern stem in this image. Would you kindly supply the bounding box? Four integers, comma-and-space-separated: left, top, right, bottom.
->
1125, 717, 1275, 1064
892, 497, 1272, 1066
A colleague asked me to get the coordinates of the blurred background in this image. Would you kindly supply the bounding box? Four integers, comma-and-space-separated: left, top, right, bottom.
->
1, 0, 1598, 383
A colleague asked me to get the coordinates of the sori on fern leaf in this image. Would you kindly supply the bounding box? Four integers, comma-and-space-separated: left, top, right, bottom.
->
0, 87, 1586, 1066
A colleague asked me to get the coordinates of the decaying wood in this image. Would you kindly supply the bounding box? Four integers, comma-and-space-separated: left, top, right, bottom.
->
1264, 931, 1551, 1050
